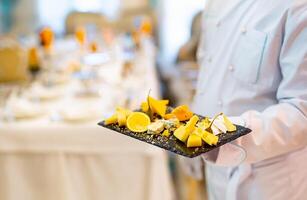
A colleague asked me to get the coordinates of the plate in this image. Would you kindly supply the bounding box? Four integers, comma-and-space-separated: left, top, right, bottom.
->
98, 113, 251, 158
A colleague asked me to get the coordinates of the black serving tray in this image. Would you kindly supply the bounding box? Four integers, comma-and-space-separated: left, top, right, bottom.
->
98, 115, 251, 158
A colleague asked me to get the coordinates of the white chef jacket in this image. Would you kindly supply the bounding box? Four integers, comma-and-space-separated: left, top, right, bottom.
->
192, 0, 307, 199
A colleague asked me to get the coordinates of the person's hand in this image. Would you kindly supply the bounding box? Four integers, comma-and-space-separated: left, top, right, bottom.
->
179, 116, 247, 178
201, 116, 247, 167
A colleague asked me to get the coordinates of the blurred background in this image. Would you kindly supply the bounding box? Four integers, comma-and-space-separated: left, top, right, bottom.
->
0, 0, 207, 199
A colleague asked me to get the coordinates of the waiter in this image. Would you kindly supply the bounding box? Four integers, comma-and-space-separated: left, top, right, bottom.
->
184, 0, 307, 199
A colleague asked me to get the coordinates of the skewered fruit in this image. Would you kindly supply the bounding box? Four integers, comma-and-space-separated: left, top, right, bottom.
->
171, 105, 193, 121
126, 112, 151, 132
187, 134, 202, 147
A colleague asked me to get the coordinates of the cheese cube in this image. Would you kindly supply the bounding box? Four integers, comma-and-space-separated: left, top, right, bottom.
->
174, 126, 189, 142
187, 134, 202, 147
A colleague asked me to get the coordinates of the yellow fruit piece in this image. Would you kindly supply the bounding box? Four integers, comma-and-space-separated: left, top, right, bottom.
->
162, 130, 170, 137
126, 112, 151, 132
116, 107, 132, 127
171, 105, 193, 121
198, 118, 210, 130
192, 127, 203, 137
201, 131, 219, 146
187, 134, 202, 147
164, 113, 176, 120
223, 114, 237, 132
141, 102, 149, 112
161, 100, 169, 105
117, 112, 127, 126
148, 96, 168, 117
104, 114, 117, 125
185, 115, 199, 133
174, 126, 190, 142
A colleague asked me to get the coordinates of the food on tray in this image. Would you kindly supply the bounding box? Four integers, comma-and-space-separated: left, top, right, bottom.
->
171, 105, 193, 121
223, 115, 237, 132
162, 130, 170, 137
104, 114, 118, 125
141, 96, 169, 117
187, 134, 202, 148
103, 96, 238, 148
147, 120, 165, 134
104, 107, 131, 126
126, 112, 151, 132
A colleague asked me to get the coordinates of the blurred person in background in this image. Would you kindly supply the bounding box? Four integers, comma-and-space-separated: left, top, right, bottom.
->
183, 0, 307, 199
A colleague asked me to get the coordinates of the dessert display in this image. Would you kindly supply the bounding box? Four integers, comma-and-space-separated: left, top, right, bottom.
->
98, 96, 251, 157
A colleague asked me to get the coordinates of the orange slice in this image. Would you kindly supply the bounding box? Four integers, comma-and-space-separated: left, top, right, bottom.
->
171, 105, 193, 121
127, 112, 151, 132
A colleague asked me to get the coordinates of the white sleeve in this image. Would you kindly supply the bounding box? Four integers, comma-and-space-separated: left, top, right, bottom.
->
236, 3, 307, 163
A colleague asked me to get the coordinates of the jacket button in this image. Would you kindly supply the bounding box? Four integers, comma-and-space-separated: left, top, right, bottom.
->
217, 100, 223, 106
229, 65, 234, 71
241, 27, 247, 34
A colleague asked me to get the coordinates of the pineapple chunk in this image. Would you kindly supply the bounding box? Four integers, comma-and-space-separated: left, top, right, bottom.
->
223, 114, 237, 132
117, 111, 127, 127
162, 130, 171, 137
104, 114, 117, 125
116, 107, 131, 127
201, 131, 219, 146
187, 134, 202, 147
192, 127, 203, 137
174, 126, 189, 142
185, 115, 199, 133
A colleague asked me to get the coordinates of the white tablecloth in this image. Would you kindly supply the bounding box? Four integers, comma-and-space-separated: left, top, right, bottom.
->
0, 39, 174, 200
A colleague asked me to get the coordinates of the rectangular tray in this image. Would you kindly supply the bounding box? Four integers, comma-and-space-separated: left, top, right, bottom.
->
98, 116, 251, 158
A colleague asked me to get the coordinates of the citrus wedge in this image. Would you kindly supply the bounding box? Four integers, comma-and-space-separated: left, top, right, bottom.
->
171, 105, 193, 121
127, 112, 151, 132
148, 96, 168, 117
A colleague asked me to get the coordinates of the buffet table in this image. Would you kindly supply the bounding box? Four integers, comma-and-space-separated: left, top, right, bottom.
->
0, 38, 174, 200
